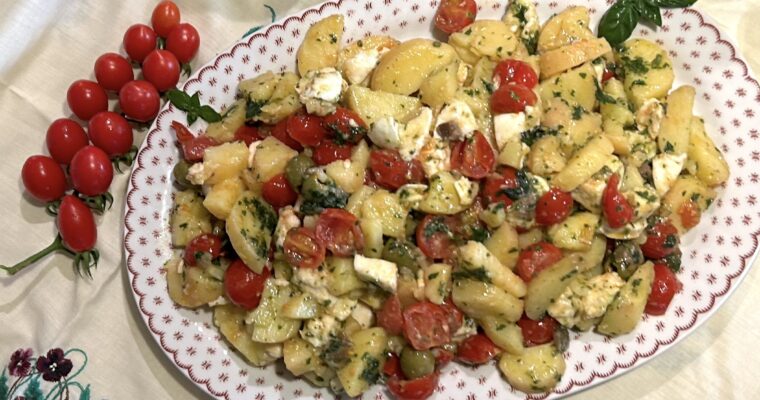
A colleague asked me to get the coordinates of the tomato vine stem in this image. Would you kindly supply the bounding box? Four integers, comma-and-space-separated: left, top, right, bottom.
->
0, 235, 69, 276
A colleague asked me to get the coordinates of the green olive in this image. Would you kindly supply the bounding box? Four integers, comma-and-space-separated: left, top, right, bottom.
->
607, 241, 644, 280
400, 347, 435, 379
285, 154, 315, 189
382, 239, 422, 272
173, 160, 194, 189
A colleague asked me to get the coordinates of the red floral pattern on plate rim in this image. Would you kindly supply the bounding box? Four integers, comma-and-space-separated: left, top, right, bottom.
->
124, 1, 760, 399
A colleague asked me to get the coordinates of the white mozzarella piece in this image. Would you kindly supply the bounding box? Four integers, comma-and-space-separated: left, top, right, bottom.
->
398, 107, 433, 161
453, 176, 477, 206
273, 206, 300, 249
652, 152, 687, 196
635, 98, 665, 138
247, 140, 262, 169
368, 116, 403, 150
354, 254, 398, 292
342, 49, 382, 85
296, 67, 346, 116
417, 136, 451, 178
493, 112, 527, 151
434, 100, 478, 141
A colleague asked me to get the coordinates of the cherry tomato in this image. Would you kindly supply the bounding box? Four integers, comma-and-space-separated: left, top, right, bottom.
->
166, 23, 200, 64
403, 301, 452, 351
378, 295, 405, 336
58, 195, 97, 253
93, 53, 134, 92
515, 242, 564, 282
119, 80, 160, 122
679, 200, 701, 230
369, 149, 425, 190
151, 0, 181, 38
87, 111, 134, 157
434, 0, 477, 34
645, 263, 681, 315
387, 372, 439, 400
224, 259, 270, 310
262, 174, 298, 209
602, 173, 634, 229
69, 146, 113, 196
323, 107, 367, 144
440, 298, 464, 333
21, 156, 67, 202
641, 219, 680, 260
283, 227, 326, 269
183, 233, 223, 266
383, 353, 403, 378
535, 188, 574, 226
416, 214, 457, 260
491, 83, 537, 114
315, 209, 364, 256
481, 166, 519, 207
312, 140, 354, 166
234, 125, 263, 146
457, 333, 498, 365
67, 80, 108, 121
270, 119, 303, 151
517, 314, 557, 346
46, 118, 89, 165
123, 24, 157, 63
450, 131, 495, 179
172, 121, 218, 162
286, 114, 328, 147
493, 59, 538, 89
602, 68, 616, 83
432, 348, 455, 368
142, 49, 180, 92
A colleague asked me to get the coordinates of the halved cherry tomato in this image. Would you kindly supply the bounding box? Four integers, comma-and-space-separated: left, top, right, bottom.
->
315, 209, 363, 256
432, 348, 455, 368
641, 219, 679, 259
119, 80, 160, 122
515, 242, 563, 282
535, 188, 574, 226
172, 121, 218, 162
323, 107, 367, 144
183, 233, 223, 266
151, 0, 181, 38
369, 149, 425, 190
312, 140, 354, 166
403, 302, 452, 351
262, 174, 298, 209
142, 49, 180, 92
224, 259, 270, 310
450, 131, 495, 179
88, 111, 134, 157
67, 80, 108, 121
457, 333, 498, 365
491, 84, 537, 114
378, 295, 405, 336
679, 200, 701, 230
234, 125, 263, 146
69, 146, 113, 196
383, 353, 403, 378
270, 119, 303, 151
645, 263, 681, 315
416, 215, 457, 260
287, 114, 328, 147
123, 24, 157, 63
387, 372, 439, 400
93, 53, 134, 92
481, 166, 519, 207
434, 0, 477, 34
166, 23, 200, 64
46, 118, 89, 165
602, 68, 616, 83
517, 314, 557, 346
602, 173, 634, 229
493, 59, 538, 89
283, 227, 326, 269
21, 156, 67, 202
440, 298, 464, 333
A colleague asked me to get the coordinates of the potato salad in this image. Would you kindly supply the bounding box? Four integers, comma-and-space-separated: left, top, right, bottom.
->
166, 0, 730, 397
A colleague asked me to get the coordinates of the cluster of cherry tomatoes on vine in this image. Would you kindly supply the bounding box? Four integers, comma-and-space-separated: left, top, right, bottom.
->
3, 1, 201, 278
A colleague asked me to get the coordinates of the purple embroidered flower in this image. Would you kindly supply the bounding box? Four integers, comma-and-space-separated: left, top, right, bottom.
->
8, 348, 33, 377
35, 348, 73, 382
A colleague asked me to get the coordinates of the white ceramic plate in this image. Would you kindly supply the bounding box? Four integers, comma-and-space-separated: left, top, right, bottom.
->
124, 1, 760, 398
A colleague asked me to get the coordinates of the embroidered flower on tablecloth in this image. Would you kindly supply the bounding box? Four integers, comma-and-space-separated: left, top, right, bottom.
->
9, 348, 33, 377
35, 348, 73, 382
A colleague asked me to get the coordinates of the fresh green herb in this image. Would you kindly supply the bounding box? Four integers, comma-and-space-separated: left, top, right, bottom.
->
452, 266, 492, 283
523, 32, 538, 55
499, 169, 533, 201
423, 216, 452, 238
521, 126, 558, 147
167, 89, 222, 125
481, 79, 495, 94
495, 323, 507, 331
595, 80, 617, 104
661, 250, 682, 272
360, 353, 381, 384
245, 98, 267, 119
598, 0, 696, 45
635, 190, 658, 202
632, 79, 647, 86
470, 226, 490, 243
571, 106, 584, 120
428, 272, 440, 280
651, 54, 667, 69
432, 41, 441, 48
329, 33, 338, 44
663, 234, 678, 248
326, 121, 367, 145
664, 141, 675, 153
622, 56, 650, 74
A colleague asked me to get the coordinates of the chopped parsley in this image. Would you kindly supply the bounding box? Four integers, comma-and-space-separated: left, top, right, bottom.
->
452, 265, 491, 283
245, 98, 267, 119
423, 216, 452, 238
621, 56, 650, 74
360, 353, 381, 384
571, 105, 584, 120
521, 126, 557, 146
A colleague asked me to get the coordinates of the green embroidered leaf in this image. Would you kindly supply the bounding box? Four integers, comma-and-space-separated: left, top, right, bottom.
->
23, 376, 44, 400
79, 385, 91, 400
0, 370, 9, 400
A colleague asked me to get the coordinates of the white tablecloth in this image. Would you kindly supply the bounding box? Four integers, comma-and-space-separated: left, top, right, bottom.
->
0, 0, 758, 398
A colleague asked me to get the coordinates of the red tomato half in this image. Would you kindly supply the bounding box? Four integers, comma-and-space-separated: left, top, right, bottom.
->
67, 80, 108, 121
369, 149, 425, 190
383, 353, 403, 378
225, 260, 270, 310
58, 195, 97, 253
641, 220, 679, 260
645, 263, 681, 315
262, 174, 298, 209
312, 140, 354, 166
387, 373, 439, 400
403, 302, 452, 351
491, 84, 537, 114
535, 188, 573, 226
46, 118, 89, 165
322, 107, 367, 144
378, 295, 405, 336
287, 114, 328, 147
415, 214, 456, 260
434, 0, 477, 34
171, 121, 218, 162
270, 119, 303, 151
283, 227, 326, 269
515, 242, 563, 282
21, 156, 67, 202
315, 209, 364, 256
602, 68, 616, 83
183, 233, 223, 266
233, 125, 263, 146
88, 111, 134, 157
493, 59, 538, 89
679, 200, 701, 230
602, 173, 634, 229
517, 314, 557, 347
450, 131, 495, 179
94, 53, 134, 92
457, 334, 498, 365
481, 166, 519, 207
151, 0, 181, 38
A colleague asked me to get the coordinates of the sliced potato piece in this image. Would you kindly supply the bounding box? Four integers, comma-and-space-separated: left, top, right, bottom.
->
252, 136, 299, 183
371, 39, 458, 95
171, 190, 212, 247
479, 316, 525, 355
283, 337, 318, 376
657, 86, 695, 154
449, 20, 518, 63
338, 327, 388, 397
297, 14, 344, 75
205, 99, 247, 143
537, 6, 593, 53
325, 140, 369, 193
485, 222, 520, 270
547, 212, 600, 251
539, 63, 598, 111
226, 191, 277, 274
458, 241, 527, 298
452, 279, 523, 322
248, 278, 301, 343
166, 256, 223, 308
214, 304, 280, 366
617, 39, 675, 109
660, 175, 716, 233
344, 85, 422, 126
524, 253, 583, 320
203, 176, 245, 220
552, 135, 615, 191
499, 344, 566, 393
419, 62, 462, 110
598, 262, 655, 336
539, 38, 611, 78
688, 117, 729, 187
361, 189, 408, 238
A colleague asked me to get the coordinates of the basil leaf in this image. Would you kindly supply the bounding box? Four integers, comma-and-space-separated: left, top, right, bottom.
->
190, 92, 201, 108
598, 0, 640, 45
166, 89, 192, 111
187, 112, 198, 126
647, 0, 697, 7
636, 1, 663, 26
198, 105, 222, 123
